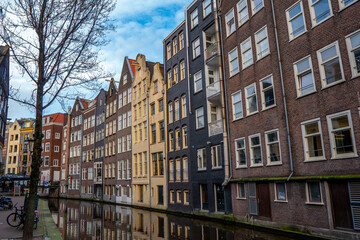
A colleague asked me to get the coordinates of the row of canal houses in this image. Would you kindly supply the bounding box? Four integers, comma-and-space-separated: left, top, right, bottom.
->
45, 0, 360, 237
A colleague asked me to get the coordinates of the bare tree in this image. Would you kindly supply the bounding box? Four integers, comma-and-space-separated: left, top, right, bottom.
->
0, 0, 115, 238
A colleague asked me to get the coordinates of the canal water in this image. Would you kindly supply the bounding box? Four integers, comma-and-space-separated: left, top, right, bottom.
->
48, 199, 295, 240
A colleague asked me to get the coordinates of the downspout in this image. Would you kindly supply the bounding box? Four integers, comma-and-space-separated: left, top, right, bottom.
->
162, 83, 167, 209
147, 82, 151, 208
185, 9, 192, 115
214, 0, 231, 188
270, 0, 294, 181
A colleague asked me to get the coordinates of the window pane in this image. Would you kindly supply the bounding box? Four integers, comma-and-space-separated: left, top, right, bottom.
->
247, 85, 255, 95
321, 45, 336, 62
313, 0, 331, 24
309, 182, 321, 202
305, 122, 319, 134
307, 135, 323, 157
291, 15, 305, 37
334, 129, 353, 154
253, 146, 262, 164
248, 96, 257, 113
300, 72, 314, 94
258, 39, 269, 57
331, 115, 349, 129
276, 183, 286, 200
355, 49, 360, 73
296, 58, 310, 73
289, 3, 301, 19
324, 58, 342, 84
350, 33, 360, 48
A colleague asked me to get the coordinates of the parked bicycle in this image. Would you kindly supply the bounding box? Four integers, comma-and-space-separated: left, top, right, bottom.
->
0, 196, 13, 210
6, 203, 39, 229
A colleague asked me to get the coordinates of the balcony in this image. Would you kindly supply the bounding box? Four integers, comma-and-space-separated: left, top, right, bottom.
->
206, 81, 221, 106
205, 42, 219, 67
208, 119, 223, 136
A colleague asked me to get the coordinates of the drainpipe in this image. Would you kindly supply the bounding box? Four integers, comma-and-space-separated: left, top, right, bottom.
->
185, 9, 192, 115
270, 0, 294, 181
162, 83, 167, 209
147, 82, 151, 208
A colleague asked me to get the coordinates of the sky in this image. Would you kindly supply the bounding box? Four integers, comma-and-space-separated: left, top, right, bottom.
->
6, 0, 193, 120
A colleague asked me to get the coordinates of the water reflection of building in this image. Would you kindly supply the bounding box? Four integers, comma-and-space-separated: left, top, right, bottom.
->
66, 200, 81, 239
132, 208, 168, 240
79, 202, 94, 240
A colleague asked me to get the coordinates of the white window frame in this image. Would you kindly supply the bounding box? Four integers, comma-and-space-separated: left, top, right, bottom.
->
193, 38, 201, 59
240, 37, 253, 69
232, 90, 243, 120
249, 133, 263, 167
305, 181, 323, 205
265, 129, 282, 165
55, 133, 60, 139
293, 55, 316, 97
211, 145, 222, 169
197, 148, 206, 170
345, 29, 360, 78
194, 70, 203, 93
191, 8, 199, 29
236, 183, 246, 199
316, 41, 345, 88
260, 75, 276, 110
228, 47, 239, 76
274, 182, 287, 202
338, 0, 359, 10
286, 1, 306, 41
301, 118, 325, 162
235, 137, 247, 168
326, 110, 358, 159
195, 107, 205, 129
308, 0, 333, 27
237, 0, 249, 27
203, 0, 212, 18
245, 83, 258, 115
225, 8, 235, 37
54, 145, 60, 153
255, 26, 270, 60
251, 0, 264, 15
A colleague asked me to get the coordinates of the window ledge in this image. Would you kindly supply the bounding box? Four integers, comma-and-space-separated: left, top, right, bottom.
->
242, 63, 254, 71
196, 126, 205, 131
256, 53, 270, 63
229, 70, 240, 79
236, 166, 247, 169
331, 154, 359, 160
321, 79, 346, 90
211, 167, 222, 170
232, 116, 244, 123
266, 162, 282, 166
305, 201, 324, 206
246, 111, 259, 117
304, 158, 327, 163
288, 31, 307, 43
250, 164, 263, 168
198, 168, 206, 172
351, 74, 360, 80
236, 197, 246, 200
226, 31, 236, 39
262, 104, 277, 112
296, 90, 317, 99
274, 200, 288, 203
338, 1, 359, 12
311, 15, 333, 30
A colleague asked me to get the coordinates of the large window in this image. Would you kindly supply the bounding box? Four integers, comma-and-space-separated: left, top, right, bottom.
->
159, 121, 165, 142
308, 0, 332, 26
235, 138, 246, 168
286, 1, 306, 40
327, 110, 357, 159
240, 37, 253, 69
265, 130, 281, 164
191, 9, 199, 29
180, 61, 186, 80
301, 118, 325, 161
193, 38, 201, 59
229, 47, 239, 76
245, 83, 258, 115
181, 95, 187, 118
211, 145, 222, 168
151, 124, 156, 144
183, 157, 188, 181
275, 183, 287, 201
168, 102, 173, 124
346, 29, 360, 78
182, 126, 188, 149
173, 65, 179, 85
236, 183, 246, 199
237, 0, 249, 26
173, 37, 178, 55
255, 26, 269, 60
169, 160, 174, 181
169, 131, 174, 152
225, 9, 235, 36
306, 182, 322, 204
175, 128, 181, 150
249, 134, 262, 166
195, 107, 204, 129
232, 91, 243, 120
203, 0, 212, 17
197, 148, 206, 170
174, 99, 180, 121
167, 70, 173, 88
251, 0, 264, 14
194, 71, 203, 93
293, 56, 315, 96
260, 75, 275, 109
167, 44, 171, 60
317, 41, 344, 88
179, 32, 184, 50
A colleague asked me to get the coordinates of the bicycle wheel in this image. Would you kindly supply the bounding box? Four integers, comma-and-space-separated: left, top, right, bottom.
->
7, 213, 22, 227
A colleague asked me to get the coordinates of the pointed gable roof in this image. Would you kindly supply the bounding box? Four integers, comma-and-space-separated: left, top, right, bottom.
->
43, 113, 66, 124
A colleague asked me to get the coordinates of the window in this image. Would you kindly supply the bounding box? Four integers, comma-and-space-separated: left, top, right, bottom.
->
159, 99, 164, 112
197, 148, 206, 170
151, 103, 155, 115
251, 0, 264, 14
203, 0, 212, 17
308, 0, 332, 26
45, 143, 50, 152
167, 43, 171, 60
44, 157, 49, 166
168, 102, 173, 124
169, 131, 174, 152
169, 160, 174, 181
55, 133, 60, 139
293, 56, 316, 96
317, 41, 344, 88
306, 182, 322, 204
191, 8, 198, 28
46, 130, 51, 139
194, 71, 202, 92
260, 75, 275, 109
54, 145, 60, 152
301, 119, 325, 161
159, 121, 165, 142
173, 66, 179, 85
173, 37, 178, 55
275, 183, 287, 201
237, 0, 249, 26
174, 99, 180, 121
195, 107, 204, 129
240, 37, 253, 69
192, 38, 201, 59
225, 9, 235, 36
339, 0, 358, 9
346, 29, 360, 78
286, 1, 306, 40
182, 126, 188, 149
265, 130, 281, 164
176, 159, 181, 181
184, 191, 189, 205
175, 128, 181, 150
211, 145, 222, 168
235, 138, 246, 168
180, 61, 185, 80
181, 95, 187, 118
255, 26, 269, 60
249, 134, 262, 166
245, 83, 258, 115
151, 124, 156, 144
179, 32, 184, 50
228, 47, 239, 76
327, 110, 357, 159
236, 183, 246, 199
183, 157, 188, 181
154, 80, 158, 93
167, 70, 173, 88
232, 91, 243, 120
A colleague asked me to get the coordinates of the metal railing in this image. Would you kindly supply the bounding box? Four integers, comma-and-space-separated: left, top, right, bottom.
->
209, 119, 223, 136
205, 42, 218, 60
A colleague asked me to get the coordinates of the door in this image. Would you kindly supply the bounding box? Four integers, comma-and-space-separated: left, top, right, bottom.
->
257, 183, 271, 218
329, 181, 353, 229
349, 182, 360, 230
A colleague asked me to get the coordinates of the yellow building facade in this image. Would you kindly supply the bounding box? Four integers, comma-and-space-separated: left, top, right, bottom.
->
5, 121, 21, 174
19, 119, 34, 175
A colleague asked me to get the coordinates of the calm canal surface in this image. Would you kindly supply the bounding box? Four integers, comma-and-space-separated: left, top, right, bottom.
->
48, 199, 295, 240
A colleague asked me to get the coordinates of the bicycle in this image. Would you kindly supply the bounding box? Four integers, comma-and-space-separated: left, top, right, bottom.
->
6, 203, 39, 229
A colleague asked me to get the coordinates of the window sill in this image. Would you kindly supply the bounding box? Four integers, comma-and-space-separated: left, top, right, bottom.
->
246, 111, 259, 117
274, 200, 288, 203
198, 168, 206, 172
238, 19, 249, 29
256, 52, 270, 63
236, 165, 247, 169
266, 161, 282, 166
196, 126, 205, 131
211, 167, 222, 170
193, 89, 203, 95
288, 31, 307, 43
305, 201, 324, 206
236, 197, 246, 200
321, 79, 346, 90
311, 15, 333, 30
252, 7, 264, 17
296, 89, 317, 99
338, 1, 358, 12
351, 73, 360, 80
242, 63, 253, 71
250, 164, 263, 168
262, 104, 276, 112
226, 31, 236, 39
304, 157, 326, 163
229, 70, 239, 79
331, 154, 359, 160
